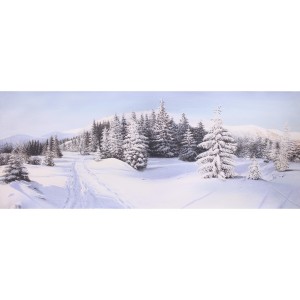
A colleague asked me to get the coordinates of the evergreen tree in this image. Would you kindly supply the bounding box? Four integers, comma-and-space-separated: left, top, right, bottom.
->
192, 122, 206, 153
179, 127, 197, 161
152, 100, 176, 157
108, 115, 123, 160
3, 154, 30, 183
90, 120, 98, 152
274, 125, 290, 171
197, 106, 236, 179
121, 114, 128, 141
123, 117, 148, 170
269, 140, 279, 162
94, 146, 102, 162
79, 131, 90, 155
52, 136, 63, 158
247, 157, 262, 180
43, 144, 55, 166
177, 113, 190, 146
101, 127, 110, 159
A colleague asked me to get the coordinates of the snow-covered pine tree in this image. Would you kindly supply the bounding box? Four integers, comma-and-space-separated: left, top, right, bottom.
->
43, 144, 55, 166
79, 131, 90, 155
191, 122, 207, 156
108, 115, 123, 160
42, 139, 49, 155
90, 120, 98, 152
247, 157, 262, 180
177, 113, 190, 147
274, 125, 290, 171
179, 127, 197, 161
123, 116, 148, 170
152, 100, 176, 158
3, 154, 30, 183
269, 140, 279, 162
94, 146, 102, 162
121, 114, 128, 141
52, 136, 63, 158
197, 106, 236, 179
101, 127, 110, 159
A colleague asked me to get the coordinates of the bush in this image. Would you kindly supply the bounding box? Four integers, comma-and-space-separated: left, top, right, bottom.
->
27, 156, 41, 165
0, 153, 11, 166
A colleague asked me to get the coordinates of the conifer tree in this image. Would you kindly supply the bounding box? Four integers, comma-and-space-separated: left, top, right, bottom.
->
197, 106, 236, 179
121, 114, 128, 141
123, 117, 148, 170
179, 128, 197, 161
101, 127, 110, 159
247, 157, 262, 180
177, 113, 190, 146
43, 144, 55, 166
274, 125, 290, 171
90, 120, 98, 152
52, 136, 63, 158
3, 154, 30, 183
108, 115, 123, 160
94, 146, 102, 162
192, 122, 206, 153
152, 100, 176, 157
79, 131, 90, 155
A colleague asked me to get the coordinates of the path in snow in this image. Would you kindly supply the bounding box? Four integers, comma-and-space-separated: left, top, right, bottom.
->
64, 155, 129, 209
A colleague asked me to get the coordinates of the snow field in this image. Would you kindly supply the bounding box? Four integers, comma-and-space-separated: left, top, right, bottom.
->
0, 152, 300, 209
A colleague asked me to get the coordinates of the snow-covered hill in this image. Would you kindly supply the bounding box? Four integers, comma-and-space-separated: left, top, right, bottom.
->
0, 134, 37, 145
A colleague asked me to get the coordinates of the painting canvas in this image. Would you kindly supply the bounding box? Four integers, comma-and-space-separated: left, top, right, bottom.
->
0, 91, 299, 209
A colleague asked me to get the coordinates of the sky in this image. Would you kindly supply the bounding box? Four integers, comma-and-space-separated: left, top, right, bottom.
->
0, 92, 300, 138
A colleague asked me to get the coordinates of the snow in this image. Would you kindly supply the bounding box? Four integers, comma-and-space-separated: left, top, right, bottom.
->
1, 152, 300, 209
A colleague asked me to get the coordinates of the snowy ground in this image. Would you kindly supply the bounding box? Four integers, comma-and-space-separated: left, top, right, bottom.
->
0, 152, 300, 209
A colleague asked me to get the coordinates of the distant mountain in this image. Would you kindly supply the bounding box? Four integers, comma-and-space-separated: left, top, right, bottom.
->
40, 131, 76, 140
0, 134, 37, 145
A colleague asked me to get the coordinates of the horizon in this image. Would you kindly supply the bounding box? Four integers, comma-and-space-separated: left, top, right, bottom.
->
0, 92, 300, 139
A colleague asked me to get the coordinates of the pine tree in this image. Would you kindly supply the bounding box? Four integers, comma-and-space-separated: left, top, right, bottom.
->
52, 136, 63, 158
247, 157, 262, 180
192, 121, 207, 155
3, 154, 30, 183
177, 113, 190, 146
94, 146, 102, 162
108, 115, 123, 160
179, 128, 197, 161
43, 144, 55, 166
274, 125, 290, 171
101, 127, 110, 159
179, 127, 197, 161
123, 117, 148, 170
79, 131, 90, 155
197, 106, 236, 179
90, 120, 98, 152
152, 100, 176, 157
121, 114, 128, 141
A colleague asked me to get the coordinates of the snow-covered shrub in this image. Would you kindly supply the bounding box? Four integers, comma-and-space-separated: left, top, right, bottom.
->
3, 154, 30, 183
247, 157, 262, 180
28, 156, 41, 165
0, 153, 11, 166
197, 106, 236, 179
274, 125, 290, 172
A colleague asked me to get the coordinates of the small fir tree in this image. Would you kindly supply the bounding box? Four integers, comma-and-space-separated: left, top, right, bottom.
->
3, 154, 30, 183
52, 136, 63, 158
247, 157, 262, 180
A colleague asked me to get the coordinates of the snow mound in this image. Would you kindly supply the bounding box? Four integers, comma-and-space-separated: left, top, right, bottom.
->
89, 158, 136, 172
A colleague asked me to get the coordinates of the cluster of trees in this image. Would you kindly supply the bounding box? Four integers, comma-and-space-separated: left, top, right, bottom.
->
61, 101, 207, 170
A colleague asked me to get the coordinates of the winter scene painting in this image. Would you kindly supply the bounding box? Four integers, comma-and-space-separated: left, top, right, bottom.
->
0, 92, 300, 209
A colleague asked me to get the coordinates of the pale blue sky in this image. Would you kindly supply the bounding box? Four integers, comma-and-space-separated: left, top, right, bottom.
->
0, 92, 299, 138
